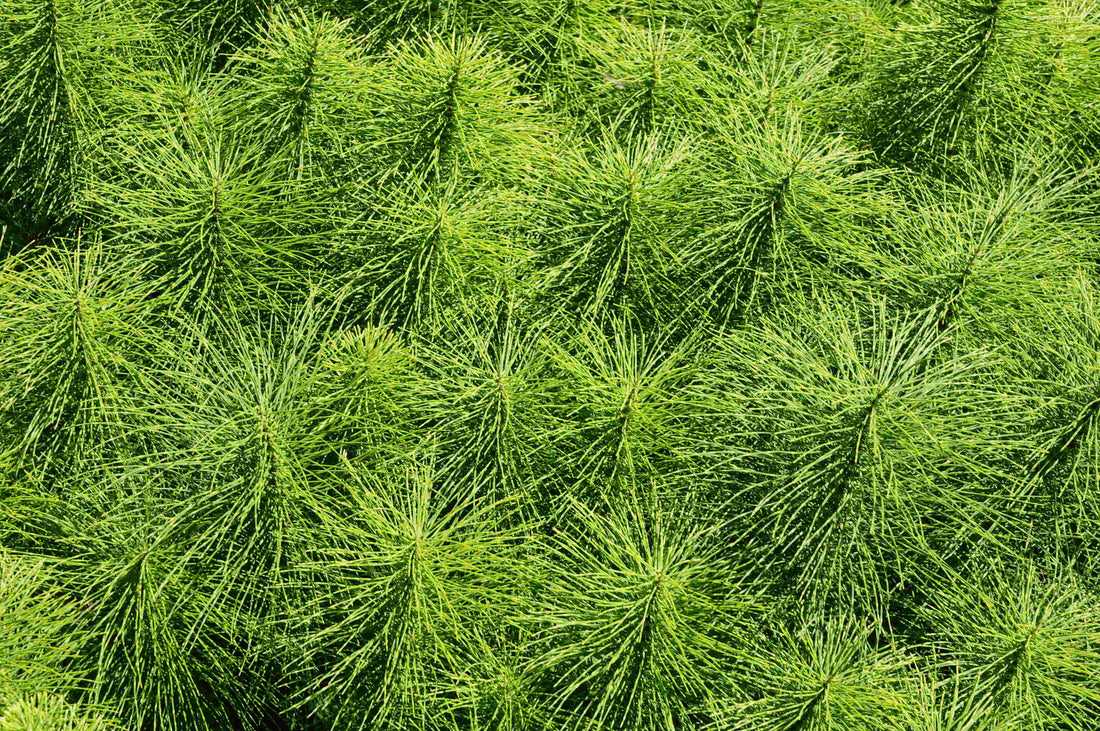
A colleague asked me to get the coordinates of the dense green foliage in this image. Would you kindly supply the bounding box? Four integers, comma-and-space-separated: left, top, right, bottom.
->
2, 0, 1100, 728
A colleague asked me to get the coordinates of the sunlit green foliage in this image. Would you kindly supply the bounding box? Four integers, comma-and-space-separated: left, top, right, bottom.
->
2, 0, 1099, 728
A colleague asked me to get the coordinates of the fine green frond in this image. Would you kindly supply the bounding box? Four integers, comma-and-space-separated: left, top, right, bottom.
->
96, 46, 229, 153
0, 690, 116, 730
715, 614, 912, 731
337, 177, 533, 330
0, 0, 151, 250
684, 112, 896, 325
291, 461, 520, 730
694, 297, 1010, 617
0, 550, 80, 700
0, 243, 160, 477
153, 0, 268, 58
721, 34, 841, 127
527, 494, 759, 730
52, 485, 252, 730
919, 556, 1100, 731
364, 33, 551, 186
320, 0, 476, 49
860, 0, 1099, 169
408, 299, 557, 508
476, 0, 614, 103
904, 663, 1001, 731
310, 317, 416, 460
88, 130, 325, 313
535, 130, 701, 324
550, 315, 704, 501
1008, 274, 1100, 567
572, 19, 726, 135
866, 153, 1093, 347
124, 300, 362, 618
228, 6, 371, 179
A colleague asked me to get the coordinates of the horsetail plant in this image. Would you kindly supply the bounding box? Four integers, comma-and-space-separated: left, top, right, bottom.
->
2, 0, 1100, 728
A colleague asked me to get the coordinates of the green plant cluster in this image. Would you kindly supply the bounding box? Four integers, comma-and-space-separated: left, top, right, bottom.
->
2, 0, 1100, 729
